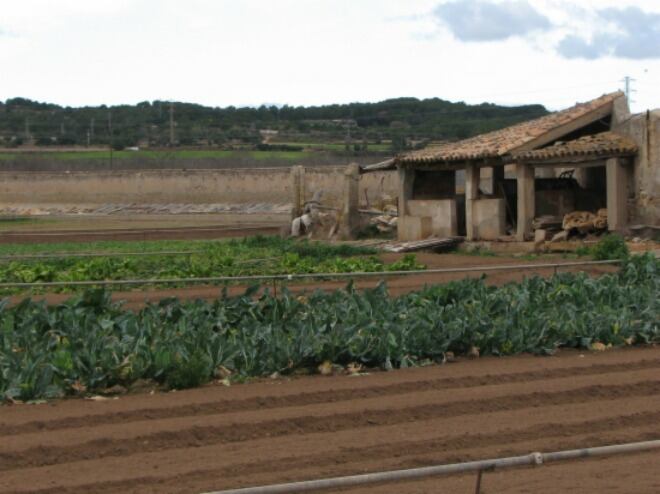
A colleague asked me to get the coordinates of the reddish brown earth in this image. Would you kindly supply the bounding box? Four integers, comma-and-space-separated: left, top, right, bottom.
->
0, 223, 282, 244
1, 347, 659, 494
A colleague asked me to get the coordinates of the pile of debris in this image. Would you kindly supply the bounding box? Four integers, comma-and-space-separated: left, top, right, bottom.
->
290, 191, 400, 239
369, 204, 398, 234
534, 208, 608, 244
383, 236, 462, 253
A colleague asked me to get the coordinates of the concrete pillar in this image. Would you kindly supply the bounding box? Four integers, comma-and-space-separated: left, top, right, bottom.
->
397, 166, 414, 216
465, 162, 479, 240
290, 165, 304, 220
516, 163, 535, 241
606, 157, 627, 232
340, 163, 360, 239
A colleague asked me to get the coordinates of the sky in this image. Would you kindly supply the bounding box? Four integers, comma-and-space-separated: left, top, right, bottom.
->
1, 0, 659, 112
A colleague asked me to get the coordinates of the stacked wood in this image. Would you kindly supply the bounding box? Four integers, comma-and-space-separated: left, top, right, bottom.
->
562, 209, 608, 234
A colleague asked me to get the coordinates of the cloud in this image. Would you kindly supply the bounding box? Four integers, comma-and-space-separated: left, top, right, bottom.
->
557, 6, 660, 60
432, 0, 551, 42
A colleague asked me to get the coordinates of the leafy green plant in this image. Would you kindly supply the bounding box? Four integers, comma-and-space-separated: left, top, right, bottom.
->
589, 234, 629, 260
1, 254, 657, 401
0, 237, 407, 295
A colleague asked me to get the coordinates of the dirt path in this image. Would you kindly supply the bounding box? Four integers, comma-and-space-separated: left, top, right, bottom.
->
0, 223, 284, 244
1, 346, 658, 494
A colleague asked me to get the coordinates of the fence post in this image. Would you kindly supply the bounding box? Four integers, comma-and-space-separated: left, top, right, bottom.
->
290, 165, 305, 221
340, 163, 360, 239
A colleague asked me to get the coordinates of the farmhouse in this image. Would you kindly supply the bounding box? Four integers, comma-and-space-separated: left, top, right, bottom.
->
394, 91, 659, 241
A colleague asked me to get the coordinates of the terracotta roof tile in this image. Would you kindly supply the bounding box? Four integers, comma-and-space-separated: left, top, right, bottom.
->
397, 92, 624, 164
511, 131, 637, 161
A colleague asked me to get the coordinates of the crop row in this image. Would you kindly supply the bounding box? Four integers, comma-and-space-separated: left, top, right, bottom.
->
1, 254, 658, 401
0, 236, 422, 294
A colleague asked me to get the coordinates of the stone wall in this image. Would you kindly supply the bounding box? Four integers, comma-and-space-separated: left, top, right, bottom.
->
0, 166, 398, 211
614, 110, 660, 226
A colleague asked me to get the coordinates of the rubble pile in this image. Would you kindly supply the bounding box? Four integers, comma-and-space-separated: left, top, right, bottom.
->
534, 208, 609, 245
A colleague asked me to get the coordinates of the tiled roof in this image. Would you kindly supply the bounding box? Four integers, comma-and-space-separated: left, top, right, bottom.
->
397, 92, 624, 164
511, 131, 637, 162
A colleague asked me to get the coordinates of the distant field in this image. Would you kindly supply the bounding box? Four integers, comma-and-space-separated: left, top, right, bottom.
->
277, 142, 393, 152
0, 149, 317, 161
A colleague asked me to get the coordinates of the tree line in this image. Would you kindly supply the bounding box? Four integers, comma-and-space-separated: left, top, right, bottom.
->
0, 96, 548, 150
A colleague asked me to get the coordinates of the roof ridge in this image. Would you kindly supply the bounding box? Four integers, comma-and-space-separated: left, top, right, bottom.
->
398, 91, 626, 164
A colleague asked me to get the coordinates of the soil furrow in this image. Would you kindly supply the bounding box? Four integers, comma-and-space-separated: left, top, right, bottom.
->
1, 380, 657, 472
7, 427, 659, 494
3, 357, 659, 436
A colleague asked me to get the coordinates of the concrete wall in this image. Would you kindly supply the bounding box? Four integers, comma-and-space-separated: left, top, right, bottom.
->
407, 199, 457, 237
0, 166, 398, 210
0, 153, 383, 172
614, 110, 660, 226
303, 167, 397, 209
472, 198, 505, 240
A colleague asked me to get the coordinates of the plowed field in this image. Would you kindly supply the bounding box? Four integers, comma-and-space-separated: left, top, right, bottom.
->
1, 347, 659, 494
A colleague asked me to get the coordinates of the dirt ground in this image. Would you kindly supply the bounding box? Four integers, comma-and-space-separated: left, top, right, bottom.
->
1, 346, 658, 494
0, 213, 288, 243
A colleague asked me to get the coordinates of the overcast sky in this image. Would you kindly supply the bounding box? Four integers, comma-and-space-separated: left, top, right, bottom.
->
1, 0, 659, 112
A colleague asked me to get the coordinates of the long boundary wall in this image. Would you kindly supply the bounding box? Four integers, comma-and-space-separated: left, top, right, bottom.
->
0, 166, 397, 210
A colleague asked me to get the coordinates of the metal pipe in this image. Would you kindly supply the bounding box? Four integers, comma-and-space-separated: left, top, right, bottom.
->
203, 440, 660, 494
0, 259, 621, 289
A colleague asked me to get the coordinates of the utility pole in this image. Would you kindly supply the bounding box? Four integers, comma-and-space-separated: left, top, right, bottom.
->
169, 102, 175, 146
621, 76, 636, 106
90, 118, 95, 141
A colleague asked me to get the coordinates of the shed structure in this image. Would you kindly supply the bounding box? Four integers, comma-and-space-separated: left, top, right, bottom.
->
394, 91, 646, 241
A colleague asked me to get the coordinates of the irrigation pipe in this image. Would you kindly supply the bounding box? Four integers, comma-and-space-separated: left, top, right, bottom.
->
203, 439, 660, 494
0, 259, 622, 289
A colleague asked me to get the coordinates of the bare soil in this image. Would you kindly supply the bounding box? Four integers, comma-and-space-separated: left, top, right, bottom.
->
1, 347, 658, 494
0, 213, 287, 243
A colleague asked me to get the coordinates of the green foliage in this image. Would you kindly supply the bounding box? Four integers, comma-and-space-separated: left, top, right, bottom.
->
589, 234, 630, 260
463, 246, 497, 257
1, 254, 657, 401
575, 245, 590, 257
0, 237, 412, 295
0, 97, 548, 149
165, 350, 213, 390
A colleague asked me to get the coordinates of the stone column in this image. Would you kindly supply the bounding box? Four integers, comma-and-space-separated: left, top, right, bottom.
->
397, 166, 414, 217
290, 165, 304, 220
516, 163, 535, 241
606, 157, 628, 232
465, 162, 479, 240
340, 163, 361, 239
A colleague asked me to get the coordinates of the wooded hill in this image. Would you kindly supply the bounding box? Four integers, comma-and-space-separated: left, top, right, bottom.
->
0, 97, 548, 150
